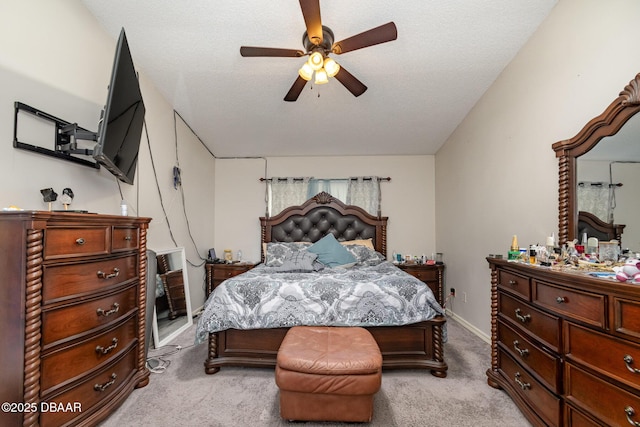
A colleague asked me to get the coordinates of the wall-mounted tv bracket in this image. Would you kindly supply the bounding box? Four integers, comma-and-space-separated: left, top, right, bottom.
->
13, 101, 100, 169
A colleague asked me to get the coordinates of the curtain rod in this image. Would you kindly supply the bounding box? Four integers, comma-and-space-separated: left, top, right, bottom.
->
578, 181, 622, 187
259, 177, 391, 182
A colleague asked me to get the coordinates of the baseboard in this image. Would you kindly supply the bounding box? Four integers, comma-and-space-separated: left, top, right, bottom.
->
445, 310, 490, 344
192, 305, 204, 317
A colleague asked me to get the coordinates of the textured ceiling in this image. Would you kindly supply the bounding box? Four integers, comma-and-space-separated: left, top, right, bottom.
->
81, 0, 557, 158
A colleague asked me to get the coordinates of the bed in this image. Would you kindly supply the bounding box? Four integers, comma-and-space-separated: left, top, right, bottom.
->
197, 192, 448, 377
577, 210, 625, 245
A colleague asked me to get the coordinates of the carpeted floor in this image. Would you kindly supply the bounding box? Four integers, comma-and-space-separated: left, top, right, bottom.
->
98, 317, 531, 426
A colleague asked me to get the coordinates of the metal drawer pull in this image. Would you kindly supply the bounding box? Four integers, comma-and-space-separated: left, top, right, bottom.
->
513, 340, 529, 357
94, 373, 117, 392
96, 338, 118, 355
625, 406, 640, 426
515, 308, 531, 323
508, 280, 517, 286
624, 355, 640, 374
556, 296, 567, 303
75, 238, 85, 245
97, 268, 120, 279
96, 303, 120, 317
514, 372, 530, 390
124, 236, 132, 241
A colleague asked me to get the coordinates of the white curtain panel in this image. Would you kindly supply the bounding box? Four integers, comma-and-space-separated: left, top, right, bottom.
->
269, 177, 310, 216
347, 177, 380, 216
577, 183, 612, 222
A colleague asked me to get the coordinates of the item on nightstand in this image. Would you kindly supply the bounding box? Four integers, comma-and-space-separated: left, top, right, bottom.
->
435, 252, 443, 264
224, 249, 233, 262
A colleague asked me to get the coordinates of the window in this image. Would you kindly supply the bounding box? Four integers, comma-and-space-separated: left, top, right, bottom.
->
267, 177, 381, 216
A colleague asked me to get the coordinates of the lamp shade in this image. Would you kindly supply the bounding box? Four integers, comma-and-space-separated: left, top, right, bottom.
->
298, 62, 313, 81
308, 51, 324, 71
323, 57, 340, 77
314, 69, 329, 84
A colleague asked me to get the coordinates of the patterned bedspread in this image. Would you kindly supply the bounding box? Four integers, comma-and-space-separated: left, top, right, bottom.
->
195, 261, 445, 344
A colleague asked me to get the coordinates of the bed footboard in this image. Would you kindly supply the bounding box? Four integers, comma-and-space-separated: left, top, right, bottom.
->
204, 316, 447, 377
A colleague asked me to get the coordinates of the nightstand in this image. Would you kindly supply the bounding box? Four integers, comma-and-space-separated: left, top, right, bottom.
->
396, 263, 445, 305
205, 262, 257, 297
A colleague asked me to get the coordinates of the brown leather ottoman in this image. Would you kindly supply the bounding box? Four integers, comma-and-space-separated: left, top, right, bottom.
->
275, 326, 382, 422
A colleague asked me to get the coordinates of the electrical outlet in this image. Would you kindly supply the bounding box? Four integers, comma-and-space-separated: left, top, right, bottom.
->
463, 292, 467, 303
450, 288, 455, 297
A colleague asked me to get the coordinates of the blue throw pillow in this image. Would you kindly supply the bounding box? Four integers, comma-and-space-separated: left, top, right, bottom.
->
307, 234, 357, 267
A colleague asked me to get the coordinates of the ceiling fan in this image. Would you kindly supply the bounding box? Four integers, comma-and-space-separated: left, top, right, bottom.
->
240, 0, 398, 102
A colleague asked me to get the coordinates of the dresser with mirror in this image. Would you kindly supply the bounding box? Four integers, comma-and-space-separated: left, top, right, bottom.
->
487, 72, 640, 426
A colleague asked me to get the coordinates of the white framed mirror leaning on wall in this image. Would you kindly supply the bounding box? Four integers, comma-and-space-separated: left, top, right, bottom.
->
152, 247, 193, 348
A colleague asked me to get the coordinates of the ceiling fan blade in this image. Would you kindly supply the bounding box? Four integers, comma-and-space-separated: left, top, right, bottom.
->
240, 46, 305, 57
284, 76, 308, 102
334, 67, 367, 97
299, 0, 323, 45
332, 22, 398, 55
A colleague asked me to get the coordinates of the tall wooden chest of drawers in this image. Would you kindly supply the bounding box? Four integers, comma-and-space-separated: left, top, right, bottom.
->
487, 258, 640, 426
0, 211, 151, 427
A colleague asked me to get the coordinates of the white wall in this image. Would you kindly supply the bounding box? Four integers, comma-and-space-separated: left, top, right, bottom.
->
214, 155, 436, 264
435, 0, 640, 337
0, 1, 215, 312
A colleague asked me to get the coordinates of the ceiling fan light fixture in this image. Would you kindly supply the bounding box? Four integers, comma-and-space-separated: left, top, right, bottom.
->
314, 68, 329, 85
298, 62, 313, 81
323, 57, 340, 77
308, 51, 324, 71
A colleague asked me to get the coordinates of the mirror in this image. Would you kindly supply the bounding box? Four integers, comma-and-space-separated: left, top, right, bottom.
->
552, 72, 640, 247
152, 247, 193, 348
578, 114, 640, 250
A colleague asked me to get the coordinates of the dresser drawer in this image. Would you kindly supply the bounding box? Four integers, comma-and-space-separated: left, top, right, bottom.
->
44, 227, 109, 259
565, 363, 640, 427
40, 317, 137, 395
565, 405, 603, 427
614, 296, 640, 340
499, 291, 561, 352
212, 265, 252, 280
565, 322, 640, 393
498, 319, 560, 393
42, 254, 138, 302
112, 226, 139, 252
42, 285, 138, 347
533, 280, 606, 329
498, 269, 531, 300
40, 347, 137, 427
398, 265, 438, 282
499, 348, 561, 427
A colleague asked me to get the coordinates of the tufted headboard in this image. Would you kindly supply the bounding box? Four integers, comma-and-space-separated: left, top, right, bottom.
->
260, 191, 388, 258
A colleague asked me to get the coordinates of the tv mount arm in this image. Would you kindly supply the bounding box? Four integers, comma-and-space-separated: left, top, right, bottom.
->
57, 122, 98, 155
13, 101, 100, 169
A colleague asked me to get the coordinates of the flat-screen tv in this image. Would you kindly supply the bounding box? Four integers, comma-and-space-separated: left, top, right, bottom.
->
93, 28, 145, 185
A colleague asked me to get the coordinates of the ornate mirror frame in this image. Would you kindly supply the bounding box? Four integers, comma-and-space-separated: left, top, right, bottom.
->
552, 73, 640, 245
